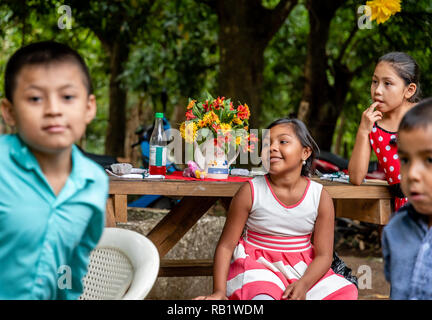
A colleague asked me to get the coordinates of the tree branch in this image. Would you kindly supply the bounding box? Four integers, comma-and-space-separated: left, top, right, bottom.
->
266, 0, 299, 39
336, 23, 358, 64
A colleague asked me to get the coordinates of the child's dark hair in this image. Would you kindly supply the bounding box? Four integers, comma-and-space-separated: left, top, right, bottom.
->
266, 118, 320, 177
4, 41, 93, 102
378, 52, 421, 103
398, 97, 432, 133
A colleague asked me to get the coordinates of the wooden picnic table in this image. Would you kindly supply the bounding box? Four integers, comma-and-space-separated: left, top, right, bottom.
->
105, 176, 392, 277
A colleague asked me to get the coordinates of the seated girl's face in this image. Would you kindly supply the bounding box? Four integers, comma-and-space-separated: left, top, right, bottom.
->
261, 124, 310, 175
398, 124, 432, 219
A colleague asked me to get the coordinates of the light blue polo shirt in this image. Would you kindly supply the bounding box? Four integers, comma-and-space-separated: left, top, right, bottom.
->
0, 134, 108, 300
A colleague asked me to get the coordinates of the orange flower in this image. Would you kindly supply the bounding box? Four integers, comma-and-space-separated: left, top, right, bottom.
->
237, 103, 250, 120
187, 99, 197, 110
212, 96, 225, 111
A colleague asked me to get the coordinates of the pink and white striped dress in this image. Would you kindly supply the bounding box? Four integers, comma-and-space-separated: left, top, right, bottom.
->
226, 175, 358, 300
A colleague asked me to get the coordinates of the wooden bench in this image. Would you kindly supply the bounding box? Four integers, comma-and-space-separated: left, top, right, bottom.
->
160, 259, 213, 277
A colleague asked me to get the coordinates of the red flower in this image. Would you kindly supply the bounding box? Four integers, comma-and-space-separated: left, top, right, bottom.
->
237, 104, 250, 120
186, 109, 196, 120
202, 100, 210, 112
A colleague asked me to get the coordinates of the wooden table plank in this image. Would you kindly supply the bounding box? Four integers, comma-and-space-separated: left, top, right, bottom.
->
109, 178, 244, 197
109, 177, 392, 199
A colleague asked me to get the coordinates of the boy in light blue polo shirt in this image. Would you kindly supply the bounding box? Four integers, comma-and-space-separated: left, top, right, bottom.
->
0, 41, 108, 299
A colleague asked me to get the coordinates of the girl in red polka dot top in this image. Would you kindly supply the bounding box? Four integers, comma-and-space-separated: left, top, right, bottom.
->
348, 52, 422, 211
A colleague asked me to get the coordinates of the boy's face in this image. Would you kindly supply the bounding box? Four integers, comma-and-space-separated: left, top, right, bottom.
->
1, 62, 96, 155
398, 125, 432, 219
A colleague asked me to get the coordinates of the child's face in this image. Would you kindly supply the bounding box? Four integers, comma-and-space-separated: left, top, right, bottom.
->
261, 124, 311, 175
1, 62, 96, 155
370, 62, 416, 112
398, 125, 432, 218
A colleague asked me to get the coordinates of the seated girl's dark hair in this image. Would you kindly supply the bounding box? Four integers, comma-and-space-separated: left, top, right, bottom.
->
378, 52, 422, 103
266, 118, 320, 177
398, 97, 432, 133
4, 41, 93, 102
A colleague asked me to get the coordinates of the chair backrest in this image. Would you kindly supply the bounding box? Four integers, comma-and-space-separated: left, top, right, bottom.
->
80, 228, 160, 300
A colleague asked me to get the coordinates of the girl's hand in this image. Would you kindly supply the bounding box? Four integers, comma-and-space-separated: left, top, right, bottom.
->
359, 102, 382, 134
193, 291, 228, 300
282, 281, 308, 300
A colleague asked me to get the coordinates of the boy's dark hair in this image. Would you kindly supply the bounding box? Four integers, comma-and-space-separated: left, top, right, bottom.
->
378, 52, 422, 103
266, 118, 320, 177
4, 41, 93, 102
398, 97, 432, 133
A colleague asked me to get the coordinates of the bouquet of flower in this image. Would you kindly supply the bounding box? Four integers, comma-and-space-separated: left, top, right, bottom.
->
179, 93, 257, 154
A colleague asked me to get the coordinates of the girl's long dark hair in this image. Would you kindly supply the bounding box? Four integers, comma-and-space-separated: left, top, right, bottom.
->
378, 52, 421, 103
266, 118, 320, 177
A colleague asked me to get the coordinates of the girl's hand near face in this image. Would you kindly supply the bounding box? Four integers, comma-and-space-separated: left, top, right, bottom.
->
359, 102, 383, 134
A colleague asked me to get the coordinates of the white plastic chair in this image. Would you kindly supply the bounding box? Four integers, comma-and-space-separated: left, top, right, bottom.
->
79, 228, 160, 300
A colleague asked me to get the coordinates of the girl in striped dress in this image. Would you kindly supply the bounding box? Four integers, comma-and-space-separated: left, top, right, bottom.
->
194, 119, 358, 300
348, 52, 422, 211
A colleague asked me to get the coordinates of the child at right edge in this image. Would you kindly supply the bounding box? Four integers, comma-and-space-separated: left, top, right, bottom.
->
382, 98, 432, 299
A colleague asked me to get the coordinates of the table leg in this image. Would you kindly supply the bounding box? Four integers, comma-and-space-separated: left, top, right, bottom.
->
147, 196, 218, 258
105, 197, 116, 227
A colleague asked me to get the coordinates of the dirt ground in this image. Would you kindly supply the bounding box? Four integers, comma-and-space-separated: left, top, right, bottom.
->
120, 204, 390, 300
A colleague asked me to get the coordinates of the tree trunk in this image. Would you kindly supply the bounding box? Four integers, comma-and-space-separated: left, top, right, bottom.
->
298, 0, 346, 151
218, 25, 266, 130
215, 0, 297, 129
104, 40, 130, 157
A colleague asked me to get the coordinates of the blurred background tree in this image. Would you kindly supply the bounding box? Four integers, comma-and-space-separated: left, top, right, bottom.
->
0, 0, 431, 164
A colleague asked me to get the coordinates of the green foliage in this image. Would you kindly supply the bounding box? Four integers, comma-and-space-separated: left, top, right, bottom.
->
119, 0, 218, 124
262, 3, 309, 127
2, 0, 432, 159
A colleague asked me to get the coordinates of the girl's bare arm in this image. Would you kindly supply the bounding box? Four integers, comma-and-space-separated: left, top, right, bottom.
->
194, 182, 252, 300
283, 188, 334, 299
348, 102, 382, 185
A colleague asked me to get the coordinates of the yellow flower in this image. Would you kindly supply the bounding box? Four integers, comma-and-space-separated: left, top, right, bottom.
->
231, 116, 242, 125
180, 121, 198, 143
185, 122, 198, 143
203, 111, 220, 126
235, 136, 242, 145
179, 122, 185, 138
366, 0, 401, 24
220, 123, 232, 134
197, 119, 206, 128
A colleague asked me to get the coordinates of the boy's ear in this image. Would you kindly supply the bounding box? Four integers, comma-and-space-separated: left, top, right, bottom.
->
84, 94, 97, 124
1, 98, 16, 126
405, 83, 417, 100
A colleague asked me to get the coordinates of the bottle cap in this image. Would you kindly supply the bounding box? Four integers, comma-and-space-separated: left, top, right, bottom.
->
155, 112, 164, 118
